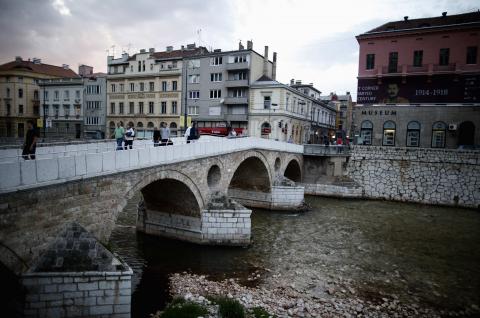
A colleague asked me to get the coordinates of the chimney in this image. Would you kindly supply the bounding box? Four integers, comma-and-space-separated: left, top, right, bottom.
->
272, 52, 277, 80
149, 48, 155, 53
239, 41, 244, 50
140, 49, 146, 53
404, 16, 408, 21
166, 46, 173, 52
290, 79, 294, 86
247, 40, 253, 50
442, 11, 447, 17
32, 58, 41, 64
263, 45, 269, 76
181, 45, 185, 50
62, 64, 69, 70
15, 56, 22, 62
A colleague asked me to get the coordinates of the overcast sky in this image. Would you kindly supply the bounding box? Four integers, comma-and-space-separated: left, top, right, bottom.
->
0, 0, 478, 100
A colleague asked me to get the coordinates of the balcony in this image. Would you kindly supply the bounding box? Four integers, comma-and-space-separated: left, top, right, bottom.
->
382, 66, 400, 74
158, 67, 181, 75
407, 65, 429, 73
225, 79, 249, 87
433, 63, 456, 72
226, 62, 249, 71
224, 96, 248, 104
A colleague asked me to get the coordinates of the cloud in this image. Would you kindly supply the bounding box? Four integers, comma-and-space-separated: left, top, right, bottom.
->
52, 0, 71, 16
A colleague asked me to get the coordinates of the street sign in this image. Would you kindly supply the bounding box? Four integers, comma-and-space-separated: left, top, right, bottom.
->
37, 119, 43, 128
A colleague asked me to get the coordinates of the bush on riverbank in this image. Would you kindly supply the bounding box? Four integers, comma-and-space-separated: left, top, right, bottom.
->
152, 297, 208, 318
212, 296, 245, 318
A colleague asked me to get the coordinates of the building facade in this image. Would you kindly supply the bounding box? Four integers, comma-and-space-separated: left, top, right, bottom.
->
0, 57, 78, 138
80, 65, 107, 139
354, 11, 480, 148
106, 45, 207, 138
183, 41, 275, 135
39, 77, 84, 139
249, 76, 336, 144
320, 92, 354, 143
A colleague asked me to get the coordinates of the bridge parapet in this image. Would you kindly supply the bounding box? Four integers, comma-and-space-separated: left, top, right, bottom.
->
304, 144, 350, 157
0, 137, 303, 194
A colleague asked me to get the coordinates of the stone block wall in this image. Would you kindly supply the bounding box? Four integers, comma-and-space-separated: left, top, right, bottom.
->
270, 186, 305, 209
301, 183, 363, 198
201, 209, 251, 246
228, 188, 272, 209
22, 271, 132, 318
347, 146, 480, 208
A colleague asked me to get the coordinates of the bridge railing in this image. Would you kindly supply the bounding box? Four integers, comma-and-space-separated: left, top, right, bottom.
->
303, 144, 351, 156
0, 137, 303, 193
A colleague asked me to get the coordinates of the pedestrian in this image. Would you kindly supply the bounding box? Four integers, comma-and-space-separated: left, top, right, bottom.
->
113, 122, 125, 150
22, 120, 39, 160
153, 126, 160, 147
160, 122, 170, 146
124, 123, 135, 150
188, 121, 199, 143
184, 123, 192, 144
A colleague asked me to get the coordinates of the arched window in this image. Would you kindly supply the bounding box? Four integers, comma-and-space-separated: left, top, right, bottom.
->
170, 122, 177, 129
261, 122, 271, 137
382, 120, 396, 146
406, 121, 420, 147
360, 120, 373, 145
137, 122, 143, 128
147, 122, 154, 128
128, 121, 134, 127
431, 121, 446, 148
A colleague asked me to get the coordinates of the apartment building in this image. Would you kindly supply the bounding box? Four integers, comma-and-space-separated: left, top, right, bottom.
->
320, 92, 353, 142
106, 45, 208, 138
354, 11, 479, 148
183, 41, 275, 135
80, 65, 107, 139
0, 57, 78, 138
249, 76, 336, 144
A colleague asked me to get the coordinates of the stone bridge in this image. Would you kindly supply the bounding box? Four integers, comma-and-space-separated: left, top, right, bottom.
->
0, 137, 304, 274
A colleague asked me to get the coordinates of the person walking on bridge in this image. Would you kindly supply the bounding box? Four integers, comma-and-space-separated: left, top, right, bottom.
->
160, 122, 170, 146
113, 122, 125, 150
124, 123, 135, 150
22, 120, 39, 160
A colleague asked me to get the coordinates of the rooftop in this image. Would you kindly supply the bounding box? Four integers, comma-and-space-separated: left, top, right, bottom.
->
0, 58, 79, 78
357, 11, 480, 38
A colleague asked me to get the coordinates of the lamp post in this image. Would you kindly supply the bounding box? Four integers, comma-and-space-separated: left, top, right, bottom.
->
42, 85, 46, 141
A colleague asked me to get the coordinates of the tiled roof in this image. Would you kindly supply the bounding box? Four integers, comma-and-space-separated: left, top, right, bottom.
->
0, 59, 79, 78
128, 47, 209, 61
360, 11, 480, 35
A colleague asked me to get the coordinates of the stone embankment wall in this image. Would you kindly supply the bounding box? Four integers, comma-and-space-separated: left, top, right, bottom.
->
228, 186, 305, 210
347, 146, 480, 208
301, 183, 362, 198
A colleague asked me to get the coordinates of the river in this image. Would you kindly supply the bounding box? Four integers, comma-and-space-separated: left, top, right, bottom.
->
109, 194, 480, 317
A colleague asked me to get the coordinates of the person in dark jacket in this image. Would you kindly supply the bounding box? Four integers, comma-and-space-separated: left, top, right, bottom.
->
188, 121, 199, 143
22, 120, 39, 160
153, 126, 160, 147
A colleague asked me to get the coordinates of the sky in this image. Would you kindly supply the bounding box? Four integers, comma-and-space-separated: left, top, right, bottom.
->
0, 0, 478, 101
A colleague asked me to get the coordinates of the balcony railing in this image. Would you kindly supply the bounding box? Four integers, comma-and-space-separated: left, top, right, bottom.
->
225, 79, 249, 87
407, 65, 429, 73
224, 96, 248, 104
433, 63, 456, 72
304, 144, 350, 156
226, 62, 249, 70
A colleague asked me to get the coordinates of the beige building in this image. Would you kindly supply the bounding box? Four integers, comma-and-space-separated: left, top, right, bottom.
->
249, 76, 336, 144
106, 45, 208, 138
0, 57, 78, 138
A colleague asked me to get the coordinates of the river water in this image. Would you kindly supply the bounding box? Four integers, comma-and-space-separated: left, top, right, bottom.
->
109, 194, 480, 317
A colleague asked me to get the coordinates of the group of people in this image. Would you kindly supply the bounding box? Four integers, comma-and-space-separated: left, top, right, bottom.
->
153, 122, 173, 146
113, 122, 136, 150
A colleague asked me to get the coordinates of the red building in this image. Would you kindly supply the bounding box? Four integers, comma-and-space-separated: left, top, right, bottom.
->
353, 11, 480, 148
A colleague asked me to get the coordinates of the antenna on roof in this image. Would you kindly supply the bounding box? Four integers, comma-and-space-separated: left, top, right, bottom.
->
197, 29, 203, 46
110, 45, 116, 58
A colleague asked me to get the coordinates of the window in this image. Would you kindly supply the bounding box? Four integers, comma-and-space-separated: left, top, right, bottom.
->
406, 121, 420, 147
75, 90, 80, 99
119, 102, 124, 114
110, 102, 115, 114
172, 101, 177, 114
140, 82, 145, 92
6, 87, 10, 98
233, 55, 247, 63
232, 72, 247, 80
142, 60, 145, 72
130, 83, 135, 92
18, 88, 23, 98
129, 102, 134, 114
188, 105, 199, 115
210, 56, 223, 65
64, 90, 70, 100
111, 84, 116, 92
231, 88, 245, 97
431, 121, 446, 148
382, 120, 396, 146
439, 48, 450, 66
130, 65, 133, 72
120, 84, 124, 92
138, 61, 141, 72
210, 73, 223, 82
139, 102, 144, 114
413, 50, 423, 67
210, 89, 222, 99
388, 52, 398, 73
54, 91, 59, 100
467, 46, 478, 64
188, 59, 200, 68
161, 101, 167, 114
172, 81, 177, 91
149, 101, 154, 114
366, 54, 375, 70
263, 96, 271, 109
188, 75, 200, 83
43, 90, 48, 100
189, 91, 200, 99
149, 82, 154, 91
162, 81, 167, 91
19, 104, 24, 114
43, 105, 48, 116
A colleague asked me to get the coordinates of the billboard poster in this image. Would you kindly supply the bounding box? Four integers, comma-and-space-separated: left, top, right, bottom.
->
357, 74, 480, 104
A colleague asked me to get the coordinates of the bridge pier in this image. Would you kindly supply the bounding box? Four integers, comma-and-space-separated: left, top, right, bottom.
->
227, 185, 305, 210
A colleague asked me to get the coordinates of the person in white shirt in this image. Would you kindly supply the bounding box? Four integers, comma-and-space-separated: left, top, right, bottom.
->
124, 123, 135, 149
184, 124, 192, 143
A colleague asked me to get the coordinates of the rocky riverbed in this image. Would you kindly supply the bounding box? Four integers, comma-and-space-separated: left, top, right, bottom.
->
167, 273, 480, 317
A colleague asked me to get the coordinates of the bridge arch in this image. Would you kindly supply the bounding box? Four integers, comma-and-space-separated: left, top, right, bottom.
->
227, 151, 272, 193
284, 158, 302, 182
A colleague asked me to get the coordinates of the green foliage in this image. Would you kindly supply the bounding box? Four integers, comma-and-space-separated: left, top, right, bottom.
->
160, 298, 208, 318
250, 307, 273, 318
215, 297, 245, 318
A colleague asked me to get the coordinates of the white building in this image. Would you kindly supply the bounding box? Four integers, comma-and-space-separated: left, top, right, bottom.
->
248, 76, 336, 144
